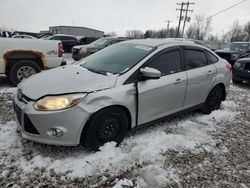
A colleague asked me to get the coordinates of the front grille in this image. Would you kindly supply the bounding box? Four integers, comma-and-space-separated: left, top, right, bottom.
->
14, 104, 22, 125
24, 114, 40, 135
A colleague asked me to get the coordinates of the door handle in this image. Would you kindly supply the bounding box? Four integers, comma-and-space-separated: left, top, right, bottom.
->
174, 78, 183, 84
207, 70, 215, 75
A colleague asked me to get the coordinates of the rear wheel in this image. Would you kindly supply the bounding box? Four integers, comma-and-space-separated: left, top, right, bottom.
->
8, 60, 41, 85
81, 107, 129, 151
232, 78, 243, 84
201, 86, 223, 114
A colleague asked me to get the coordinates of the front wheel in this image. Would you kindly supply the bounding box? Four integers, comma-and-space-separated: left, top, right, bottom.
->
81, 107, 129, 151
201, 86, 223, 114
8, 60, 41, 85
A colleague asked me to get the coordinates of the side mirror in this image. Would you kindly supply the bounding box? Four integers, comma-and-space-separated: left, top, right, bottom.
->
140, 67, 161, 80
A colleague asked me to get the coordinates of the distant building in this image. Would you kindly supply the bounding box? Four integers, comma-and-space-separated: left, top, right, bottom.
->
49, 26, 104, 38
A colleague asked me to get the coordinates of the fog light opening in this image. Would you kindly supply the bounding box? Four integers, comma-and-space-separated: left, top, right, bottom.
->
48, 128, 64, 137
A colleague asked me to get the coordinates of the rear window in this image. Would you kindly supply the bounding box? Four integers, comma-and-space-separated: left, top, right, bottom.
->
207, 51, 219, 64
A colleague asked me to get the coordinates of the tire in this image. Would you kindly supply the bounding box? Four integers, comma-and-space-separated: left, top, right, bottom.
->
201, 86, 223, 114
8, 60, 41, 85
81, 107, 129, 151
232, 78, 243, 84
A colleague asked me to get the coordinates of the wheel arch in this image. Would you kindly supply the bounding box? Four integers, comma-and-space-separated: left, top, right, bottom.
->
3, 50, 46, 74
210, 82, 226, 101
79, 104, 132, 145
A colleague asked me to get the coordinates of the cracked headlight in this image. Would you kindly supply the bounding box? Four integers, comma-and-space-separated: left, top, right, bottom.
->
34, 93, 87, 111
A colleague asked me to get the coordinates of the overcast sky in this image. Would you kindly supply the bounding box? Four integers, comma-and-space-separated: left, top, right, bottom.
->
0, 0, 249, 36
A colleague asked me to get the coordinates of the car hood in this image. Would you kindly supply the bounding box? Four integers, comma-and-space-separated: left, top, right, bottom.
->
18, 65, 117, 100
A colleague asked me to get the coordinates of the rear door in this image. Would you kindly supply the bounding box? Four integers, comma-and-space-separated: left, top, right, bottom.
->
182, 46, 216, 109
137, 47, 187, 125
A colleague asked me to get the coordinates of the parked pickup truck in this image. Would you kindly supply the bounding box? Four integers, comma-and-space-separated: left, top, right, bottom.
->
0, 38, 64, 85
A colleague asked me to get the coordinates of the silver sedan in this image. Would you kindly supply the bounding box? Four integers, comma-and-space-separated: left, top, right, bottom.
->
13, 39, 231, 150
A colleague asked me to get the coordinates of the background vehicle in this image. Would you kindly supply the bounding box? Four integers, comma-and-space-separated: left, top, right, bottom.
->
11, 31, 39, 38
47, 34, 79, 53
72, 37, 128, 61
14, 39, 231, 150
0, 38, 64, 85
77, 36, 98, 45
232, 57, 250, 84
216, 42, 250, 65
12, 34, 37, 39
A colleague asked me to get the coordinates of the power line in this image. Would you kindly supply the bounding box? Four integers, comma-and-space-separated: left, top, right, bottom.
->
206, 0, 248, 20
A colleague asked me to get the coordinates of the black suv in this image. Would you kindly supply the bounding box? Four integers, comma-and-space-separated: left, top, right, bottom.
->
216, 42, 250, 65
232, 57, 250, 84
48, 34, 79, 53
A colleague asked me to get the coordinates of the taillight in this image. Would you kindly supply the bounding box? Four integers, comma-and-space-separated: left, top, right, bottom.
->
58, 43, 64, 57
226, 63, 232, 71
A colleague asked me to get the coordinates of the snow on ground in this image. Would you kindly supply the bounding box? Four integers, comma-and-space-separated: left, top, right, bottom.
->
0, 84, 239, 187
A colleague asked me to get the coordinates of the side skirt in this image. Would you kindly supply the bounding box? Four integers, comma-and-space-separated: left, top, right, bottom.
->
132, 103, 204, 132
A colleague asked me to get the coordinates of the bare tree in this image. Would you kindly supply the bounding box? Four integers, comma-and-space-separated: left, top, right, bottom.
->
156, 29, 168, 38
207, 34, 219, 42
144, 30, 157, 38
244, 21, 250, 41
125, 30, 144, 39
168, 28, 177, 38
227, 20, 246, 42
185, 15, 212, 40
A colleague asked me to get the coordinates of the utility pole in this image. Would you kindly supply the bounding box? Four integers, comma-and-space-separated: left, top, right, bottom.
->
176, 2, 184, 38
181, 2, 195, 37
165, 20, 172, 30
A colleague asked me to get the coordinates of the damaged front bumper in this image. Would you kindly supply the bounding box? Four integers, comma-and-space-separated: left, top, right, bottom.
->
13, 93, 90, 146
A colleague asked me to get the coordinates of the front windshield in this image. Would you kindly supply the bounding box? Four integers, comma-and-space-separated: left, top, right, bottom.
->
91, 38, 108, 47
224, 43, 249, 52
79, 43, 154, 75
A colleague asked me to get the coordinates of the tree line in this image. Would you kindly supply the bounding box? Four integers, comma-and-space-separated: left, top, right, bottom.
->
124, 15, 250, 42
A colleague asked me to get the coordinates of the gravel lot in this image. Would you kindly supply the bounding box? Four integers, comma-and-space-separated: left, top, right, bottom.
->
0, 75, 249, 188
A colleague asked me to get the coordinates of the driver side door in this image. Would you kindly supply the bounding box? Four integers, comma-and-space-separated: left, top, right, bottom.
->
137, 47, 187, 125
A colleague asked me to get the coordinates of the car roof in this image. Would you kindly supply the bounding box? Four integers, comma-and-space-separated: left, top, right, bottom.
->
123, 38, 207, 48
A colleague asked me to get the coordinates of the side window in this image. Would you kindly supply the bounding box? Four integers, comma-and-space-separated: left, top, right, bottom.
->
148, 50, 182, 75
185, 49, 208, 70
207, 51, 219, 64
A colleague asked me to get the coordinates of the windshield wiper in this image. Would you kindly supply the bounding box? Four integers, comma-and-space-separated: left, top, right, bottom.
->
83, 67, 107, 75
